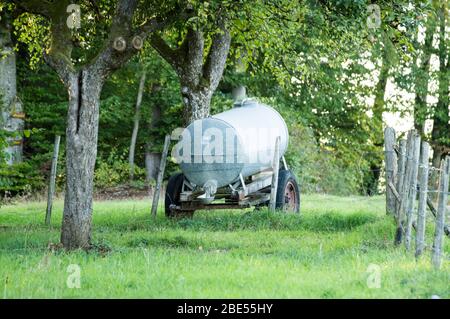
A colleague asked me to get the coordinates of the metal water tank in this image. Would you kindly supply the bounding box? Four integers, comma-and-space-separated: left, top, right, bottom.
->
177, 99, 289, 188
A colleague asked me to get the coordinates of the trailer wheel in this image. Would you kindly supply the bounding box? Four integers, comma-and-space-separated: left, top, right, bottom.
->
276, 169, 300, 213
165, 173, 194, 218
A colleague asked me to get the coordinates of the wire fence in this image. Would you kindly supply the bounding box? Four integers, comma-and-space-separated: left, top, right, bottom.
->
384, 127, 449, 269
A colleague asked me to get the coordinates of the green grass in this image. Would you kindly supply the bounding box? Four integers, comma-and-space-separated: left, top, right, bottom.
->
0, 194, 449, 298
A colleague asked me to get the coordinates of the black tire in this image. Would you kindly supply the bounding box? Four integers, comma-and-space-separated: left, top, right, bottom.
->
165, 173, 185, 218
275, 169, 300, 213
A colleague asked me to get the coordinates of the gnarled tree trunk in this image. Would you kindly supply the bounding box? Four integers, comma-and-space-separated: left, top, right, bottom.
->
181, 86, 212, 122
0, 11, 23, 165
151, 18, 231, 124
61, 69, 103, 249
12, 0, 202, 249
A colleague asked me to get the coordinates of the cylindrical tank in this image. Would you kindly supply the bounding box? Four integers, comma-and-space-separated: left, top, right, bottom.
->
177, 99, 289, 188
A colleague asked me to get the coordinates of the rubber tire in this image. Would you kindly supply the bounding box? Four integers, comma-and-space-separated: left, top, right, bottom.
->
165, 173, 185, 218
275, 169, 300, 213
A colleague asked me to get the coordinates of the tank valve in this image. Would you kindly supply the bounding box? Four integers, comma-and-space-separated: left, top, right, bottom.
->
197, 179, 217, 204
203, 179, 218, 198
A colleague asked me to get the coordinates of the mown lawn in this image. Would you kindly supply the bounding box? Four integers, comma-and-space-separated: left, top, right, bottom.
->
0, 194, 449, 298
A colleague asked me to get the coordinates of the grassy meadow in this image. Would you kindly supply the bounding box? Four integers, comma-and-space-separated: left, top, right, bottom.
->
0, 194, 449, 298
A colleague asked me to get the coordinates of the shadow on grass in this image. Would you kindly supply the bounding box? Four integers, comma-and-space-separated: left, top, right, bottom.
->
98, 209, 379, 233
126, 235, 202, 249
0, 207, 381, 252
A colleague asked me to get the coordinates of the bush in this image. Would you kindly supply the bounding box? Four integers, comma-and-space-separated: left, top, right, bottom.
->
243, 98, 364, 195
94, 150, 146, 189
0, 162, 44, 195
283, 122, 360, 195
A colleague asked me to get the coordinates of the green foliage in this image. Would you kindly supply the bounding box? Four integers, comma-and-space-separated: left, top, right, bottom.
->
12, 12, 49, 68
94, 149, 146, 189
0, 161, 43, 194
16, 49, 183, 191
283, 122, 360, 195
274, 100, 366, 195
0, 94, 7, 165
0, 131, 7, 165
6, 0, 441, 197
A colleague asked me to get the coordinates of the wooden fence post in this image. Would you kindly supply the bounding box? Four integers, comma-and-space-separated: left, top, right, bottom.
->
384, 127, 397, 216
432, 157, 450, 269
151, 135, 171, 218
269, 136, 281, 212
426, 197, 450, 237
395, 139, 407, 218
395, 131, 414, 245
45, 135, 61, 225
415, 141, 429, 258
404, 132, 420, 250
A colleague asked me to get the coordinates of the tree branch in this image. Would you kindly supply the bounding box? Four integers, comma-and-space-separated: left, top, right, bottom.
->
150, 33, 183, 71
45, 0, 75, 86
11, 1, 75, 87
181, 27, 205, 86
11, 0, 52, 17
87, 0, 139, 80
203, 21, 231, 90
87, 0, 103, 21
91, 1, 187, 81
43, 51, 75, 86
109, 0, 139, 38
147, 7, 195, 74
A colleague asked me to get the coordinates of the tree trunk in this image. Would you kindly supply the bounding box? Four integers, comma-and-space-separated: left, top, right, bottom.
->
181, 86, 212, 123
145, 153, 161, 183
430, 4, 449, 167
151, 21, 231, 125
145, 102, 162, 185
427, 4, 449, 204
12, 0, 184, 250
367, 39, 390, 195
413, 17, 436, 135
0, 12, 23, 165
129, 71, 146, 181
61, 70, 103, 249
